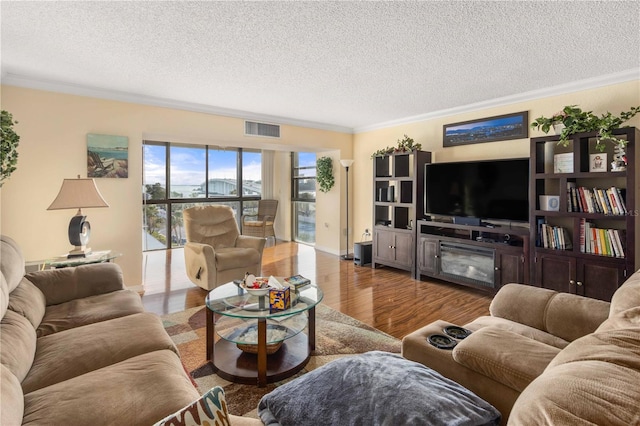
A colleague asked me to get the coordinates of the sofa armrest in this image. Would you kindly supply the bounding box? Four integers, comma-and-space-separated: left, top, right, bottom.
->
236, 235, 267, 252
26, 262, 125, 306
491, 284, 610, 341
452, 327, 560, 393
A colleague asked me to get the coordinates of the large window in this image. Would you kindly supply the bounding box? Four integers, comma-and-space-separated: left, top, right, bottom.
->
291, 152, 316, 244
143, 142, 261, 250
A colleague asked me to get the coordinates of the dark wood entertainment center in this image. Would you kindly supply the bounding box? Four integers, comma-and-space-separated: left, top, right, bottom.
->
373, 127, 638, 302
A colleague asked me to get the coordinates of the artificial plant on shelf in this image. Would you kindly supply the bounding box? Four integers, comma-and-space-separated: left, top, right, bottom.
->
530, 105, 640, 152
316, 156, 335, 193
370, 134, 422, 158
0, 110, 20, 187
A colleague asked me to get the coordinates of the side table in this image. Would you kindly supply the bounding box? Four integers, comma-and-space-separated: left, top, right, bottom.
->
26, 250, 122, 271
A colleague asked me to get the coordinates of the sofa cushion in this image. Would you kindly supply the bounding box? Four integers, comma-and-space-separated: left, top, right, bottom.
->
26, 262, 125, 306
546, 327, 640, 372
544, 292, 610, 342
258, 351, 501, 426
610, 269, 640, 316
23, 312, 178, 393
452, 327, 560, 393
597, 306, 640, 332
509, 327, 640, 425
8, 277, 46, 328
154, 386, 230, 426
489, 284, 557, 331
23, 350, 200, 426
1, 364, 24, 426
466, 316, 570, 349
0, 235, 26, 293
37, 288, 144, 337
508, 360, 640, 426
0, 309, 37, 381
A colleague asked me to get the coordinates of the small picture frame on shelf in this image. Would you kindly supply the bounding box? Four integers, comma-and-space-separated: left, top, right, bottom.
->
553, 153, 573, 173
589, 153, 607, 173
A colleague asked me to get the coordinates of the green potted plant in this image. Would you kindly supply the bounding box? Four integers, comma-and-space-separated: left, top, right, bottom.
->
316, 156, 335, 193
1, 110, 20, 187
370, 134, 422, 158
531, 105, 640, 152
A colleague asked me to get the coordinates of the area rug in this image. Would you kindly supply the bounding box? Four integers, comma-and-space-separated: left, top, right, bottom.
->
161, 304, 401, 417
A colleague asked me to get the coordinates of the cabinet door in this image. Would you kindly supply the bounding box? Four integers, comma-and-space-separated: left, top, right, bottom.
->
374, 229, 395, 263
394, 232, 414, 268
577, 260, 625, 302
535, 253, 576, 294
418, 237, 438, 275
497, 251, 525, 287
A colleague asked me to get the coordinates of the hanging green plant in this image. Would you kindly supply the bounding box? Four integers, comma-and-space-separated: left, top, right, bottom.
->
1, 110, 20, 187
316, 156, 335, 193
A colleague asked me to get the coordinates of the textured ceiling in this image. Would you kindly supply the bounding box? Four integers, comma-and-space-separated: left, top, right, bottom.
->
1, 1, 639, 132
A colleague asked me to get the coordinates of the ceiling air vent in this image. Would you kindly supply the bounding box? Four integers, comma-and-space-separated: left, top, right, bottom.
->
245, 121, 280, 138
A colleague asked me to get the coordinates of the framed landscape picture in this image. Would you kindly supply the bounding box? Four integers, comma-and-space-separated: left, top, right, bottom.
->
87, 134, 129, 178
443, 111, 528, 147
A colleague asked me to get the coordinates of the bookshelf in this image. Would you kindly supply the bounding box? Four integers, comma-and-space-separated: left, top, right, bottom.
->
372, 150, 431, 275
530, 127, 638, 301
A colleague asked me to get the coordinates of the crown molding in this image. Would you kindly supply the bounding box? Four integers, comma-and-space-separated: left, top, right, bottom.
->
353, 68, 640, 134
3, 68, 638, 136
0, 72, 354, 134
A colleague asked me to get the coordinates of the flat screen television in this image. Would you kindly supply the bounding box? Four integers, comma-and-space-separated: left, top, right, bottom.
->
424, 158, 529, 223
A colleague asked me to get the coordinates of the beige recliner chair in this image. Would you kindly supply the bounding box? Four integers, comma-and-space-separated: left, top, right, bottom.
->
183, 205, 266, 291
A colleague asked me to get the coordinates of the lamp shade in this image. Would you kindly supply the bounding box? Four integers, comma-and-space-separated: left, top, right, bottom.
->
48, 177, 109, 210
340, 159, 354, 168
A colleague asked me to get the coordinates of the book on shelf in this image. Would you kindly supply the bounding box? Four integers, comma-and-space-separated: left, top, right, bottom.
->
567, 186, 627, 215
539, 223, 572, 250
284, 274, 311, 288
579, 221, 625, 258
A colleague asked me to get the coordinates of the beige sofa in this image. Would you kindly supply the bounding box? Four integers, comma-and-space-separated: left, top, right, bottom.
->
0, 235, 260, 426
403, 270, 640, 425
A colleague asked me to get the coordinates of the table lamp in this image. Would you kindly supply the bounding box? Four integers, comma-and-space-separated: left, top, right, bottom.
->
48, 175, 109, 257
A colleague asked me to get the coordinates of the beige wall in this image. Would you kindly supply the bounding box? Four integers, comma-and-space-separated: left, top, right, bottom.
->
352, 80, 640, 243
2, 80, 638, 286
0, 85, 352, 286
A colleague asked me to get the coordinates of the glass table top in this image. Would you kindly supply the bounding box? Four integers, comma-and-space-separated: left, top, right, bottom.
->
26, 250, 122, 269
205, 281, 324, 320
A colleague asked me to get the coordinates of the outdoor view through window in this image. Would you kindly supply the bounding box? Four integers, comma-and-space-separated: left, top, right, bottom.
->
143, 143, 262, 250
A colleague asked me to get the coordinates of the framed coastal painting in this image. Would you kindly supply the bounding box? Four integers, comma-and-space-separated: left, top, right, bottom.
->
87, 134, 129, 178
443, 111, 529, 147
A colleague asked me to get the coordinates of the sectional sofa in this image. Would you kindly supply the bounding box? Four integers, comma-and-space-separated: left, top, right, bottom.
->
403, 267, 640, 424
0, 235, 260, 426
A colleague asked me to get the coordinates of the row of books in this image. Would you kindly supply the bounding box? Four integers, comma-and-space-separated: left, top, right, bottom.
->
579, 219, 625, 258
539, 223, 573, 250
567, 183, 627, 215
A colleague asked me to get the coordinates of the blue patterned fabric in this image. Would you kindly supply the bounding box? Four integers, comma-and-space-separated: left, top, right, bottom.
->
259, 351, 500, 426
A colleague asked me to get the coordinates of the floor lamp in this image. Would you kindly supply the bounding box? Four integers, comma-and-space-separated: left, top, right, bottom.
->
340, 159, 354, 260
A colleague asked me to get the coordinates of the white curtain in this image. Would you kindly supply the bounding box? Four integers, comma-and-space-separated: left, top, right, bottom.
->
261, 150, 275, 199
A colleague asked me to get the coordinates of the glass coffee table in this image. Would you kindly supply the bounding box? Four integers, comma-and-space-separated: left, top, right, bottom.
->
205, 281, 323, 387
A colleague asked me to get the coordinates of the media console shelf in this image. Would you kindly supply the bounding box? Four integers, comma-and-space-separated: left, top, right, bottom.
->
417, 219, 529, 293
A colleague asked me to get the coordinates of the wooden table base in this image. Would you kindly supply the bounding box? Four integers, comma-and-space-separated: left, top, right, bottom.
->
206, 305, 317, 387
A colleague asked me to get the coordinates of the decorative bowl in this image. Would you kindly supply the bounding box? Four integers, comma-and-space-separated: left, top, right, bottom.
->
241, 276, 271, 296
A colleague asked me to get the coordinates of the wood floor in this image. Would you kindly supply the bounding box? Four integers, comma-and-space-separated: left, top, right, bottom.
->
141, 241, 493, 340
